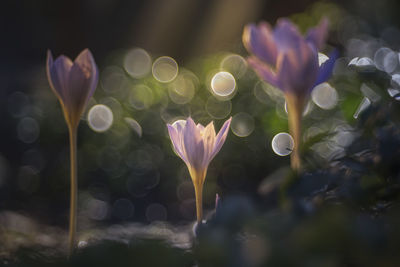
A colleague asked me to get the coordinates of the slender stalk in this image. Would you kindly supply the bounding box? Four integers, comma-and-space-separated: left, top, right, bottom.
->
285, 93, 305, 171
194, 181, 204, 224
68, 126, 78, 256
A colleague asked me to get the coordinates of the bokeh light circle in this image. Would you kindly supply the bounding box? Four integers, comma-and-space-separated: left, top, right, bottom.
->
211, 71, 236, 97
311, 82, 339, 110
318, 52, 329, 66
205, 96, 232, 119
258, 81, 284, 101
220, 54, 248, 78
124, 48, 152, 78
374, 47, 398, 73
87, 104, 114, 132
99, 97, 122, 120
86, 198, 109, 221
129, 84, 154, 110
124, 117, 142, 137
271, 133, 294, 156
231, 112, 255, 137
168, 74, 195, 104
349, 57, 375, 70
152, 56, 178, 83
100, 66, 126, 93
17, 117, 40, 143
391, 73, 400, 88
284, 100, 312, 116
357, 57, 374, 67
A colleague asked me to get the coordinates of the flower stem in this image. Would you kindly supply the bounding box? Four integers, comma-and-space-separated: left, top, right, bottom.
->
68, 126, 78, 256
194, 180, 204, 224
285, 93, 305, 171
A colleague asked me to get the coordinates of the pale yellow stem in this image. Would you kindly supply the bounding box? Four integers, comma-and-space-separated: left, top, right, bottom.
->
194, 182, 203, 224
68, 126, 78, 256
285, 93, 305, 171
190, 169, 206, 224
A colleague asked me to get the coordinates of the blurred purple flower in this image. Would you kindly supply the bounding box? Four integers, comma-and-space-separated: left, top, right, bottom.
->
167, 117, 231, 223
46, 49, 99, 128
243, 18, 337, 170
243, 18, 336, 97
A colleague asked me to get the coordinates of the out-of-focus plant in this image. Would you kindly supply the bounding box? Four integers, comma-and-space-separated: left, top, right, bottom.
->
167, 117, 231, 224
242, 18, 337, 170
46, 49, 99, 255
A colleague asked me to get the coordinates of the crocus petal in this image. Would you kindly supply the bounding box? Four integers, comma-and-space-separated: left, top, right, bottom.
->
275, 53, 293, 93
196, 123, 205, 132
273, 18, 303, 52
314, 49, 338, 87
202, 122, 216, 166
244, 18, 333, 96
183, 118, 205, 171
277, 43, 319, 96
247, 56, 279, 87
243, 23, 278, 65
67, 50, 98, 121
167, 124, 188, 163
73, 49, 99, 102
210, 117, 232, 160
47, 53, 73, 103
46, 51, 59, 98
306, 18, 329, 50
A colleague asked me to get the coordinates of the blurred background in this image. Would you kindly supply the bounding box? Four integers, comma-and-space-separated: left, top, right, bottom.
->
2, 0, 400, 259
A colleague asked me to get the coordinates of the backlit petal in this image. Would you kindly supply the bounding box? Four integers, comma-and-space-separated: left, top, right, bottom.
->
183, 118, 204, 170
210, 117, 232, 160
277, 44, 319, 96
202, 122, 216, 165
306, 18, 329, 50
73, 49, 99, 101
243, 23, 278, 65
247, 56, 279, 87
167, 124, 188, 163
273, 19, 302, 53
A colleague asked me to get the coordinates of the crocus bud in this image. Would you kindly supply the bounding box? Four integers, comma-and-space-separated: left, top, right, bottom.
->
46, 49, 99, 129
46, 49, 98, 255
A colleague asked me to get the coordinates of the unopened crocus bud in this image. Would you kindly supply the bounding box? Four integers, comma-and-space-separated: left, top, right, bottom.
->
46, 49, 98, 255
46, 49, 99, 129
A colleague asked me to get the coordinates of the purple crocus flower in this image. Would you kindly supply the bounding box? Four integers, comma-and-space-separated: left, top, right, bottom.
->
243, 18, 336, 96
243, 18, 336, 170
46, 49, 98, 255
167, 117, 231, 223
46, 49, 99, 128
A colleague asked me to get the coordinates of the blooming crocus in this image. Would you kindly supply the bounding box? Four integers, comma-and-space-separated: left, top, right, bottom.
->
243, 18, 337, 170
46, 49, 98, 255
167, 117, 231, 223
